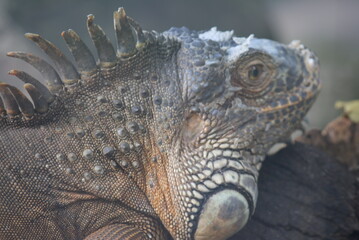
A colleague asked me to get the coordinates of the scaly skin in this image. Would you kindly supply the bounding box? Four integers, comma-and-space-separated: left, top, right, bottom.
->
0, 8, 320, 240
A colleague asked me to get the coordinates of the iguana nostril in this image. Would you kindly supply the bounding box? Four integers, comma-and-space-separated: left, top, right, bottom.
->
195, 190, 250, 240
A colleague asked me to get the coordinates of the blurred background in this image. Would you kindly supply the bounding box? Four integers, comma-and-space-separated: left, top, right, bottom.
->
0, 0, 358, 128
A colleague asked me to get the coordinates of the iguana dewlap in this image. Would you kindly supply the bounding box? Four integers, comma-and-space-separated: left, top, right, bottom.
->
0, 7, 320, 240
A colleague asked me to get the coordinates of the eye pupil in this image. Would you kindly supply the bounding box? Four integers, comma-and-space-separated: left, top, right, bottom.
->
248, 65, 263, 80
251, 67, 259, 77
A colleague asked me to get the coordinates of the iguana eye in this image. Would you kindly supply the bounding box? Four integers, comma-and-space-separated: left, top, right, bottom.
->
240, 61, 270, 88
247, 64, 264, 82
232, 60, 270, 89
231, 52, 276, 96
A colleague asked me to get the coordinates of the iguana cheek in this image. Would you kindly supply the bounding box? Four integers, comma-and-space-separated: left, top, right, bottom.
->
194, 190, 250, 240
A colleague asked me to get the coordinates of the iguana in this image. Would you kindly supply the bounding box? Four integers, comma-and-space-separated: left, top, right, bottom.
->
0, 7, 320, 240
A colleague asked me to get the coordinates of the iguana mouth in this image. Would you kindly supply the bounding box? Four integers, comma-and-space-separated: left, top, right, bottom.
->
260, 87, 320, 114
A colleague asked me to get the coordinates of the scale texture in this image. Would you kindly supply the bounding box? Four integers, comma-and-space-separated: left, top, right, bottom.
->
0, 7, 320, 240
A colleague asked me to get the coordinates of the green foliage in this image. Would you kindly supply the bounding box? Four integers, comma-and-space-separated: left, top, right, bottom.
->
335, 100, 359, 123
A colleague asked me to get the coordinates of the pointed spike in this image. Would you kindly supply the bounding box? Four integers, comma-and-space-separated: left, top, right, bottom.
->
126, 16, 146, 49
0, 83, 21, 118
8, 70, 55, 103
7, 51, 63, 93
7, 86, 34, 119
24, 33, 80, 85
145, 31, 156, 44
24, 83, 48, 113
87, 14, 116, 67
0, 96, 6, 117
61, 29, 97, 75
114, 8, 136, 56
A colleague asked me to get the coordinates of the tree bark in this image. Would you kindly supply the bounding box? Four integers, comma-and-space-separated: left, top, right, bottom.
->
231, 143, 359, 240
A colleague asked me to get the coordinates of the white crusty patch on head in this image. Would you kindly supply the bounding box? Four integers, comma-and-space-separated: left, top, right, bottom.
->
226, 34, 255, 62
199, 27, 234, 42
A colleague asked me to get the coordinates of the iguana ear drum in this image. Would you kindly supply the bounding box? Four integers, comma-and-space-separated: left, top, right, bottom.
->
181, 113, 205, 143
194, 190, 250, 240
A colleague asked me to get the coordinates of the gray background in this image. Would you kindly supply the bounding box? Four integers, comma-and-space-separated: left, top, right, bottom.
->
0, 0, 358, 128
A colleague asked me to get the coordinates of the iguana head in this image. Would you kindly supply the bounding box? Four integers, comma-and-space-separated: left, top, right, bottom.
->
162, 28, 320, 239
